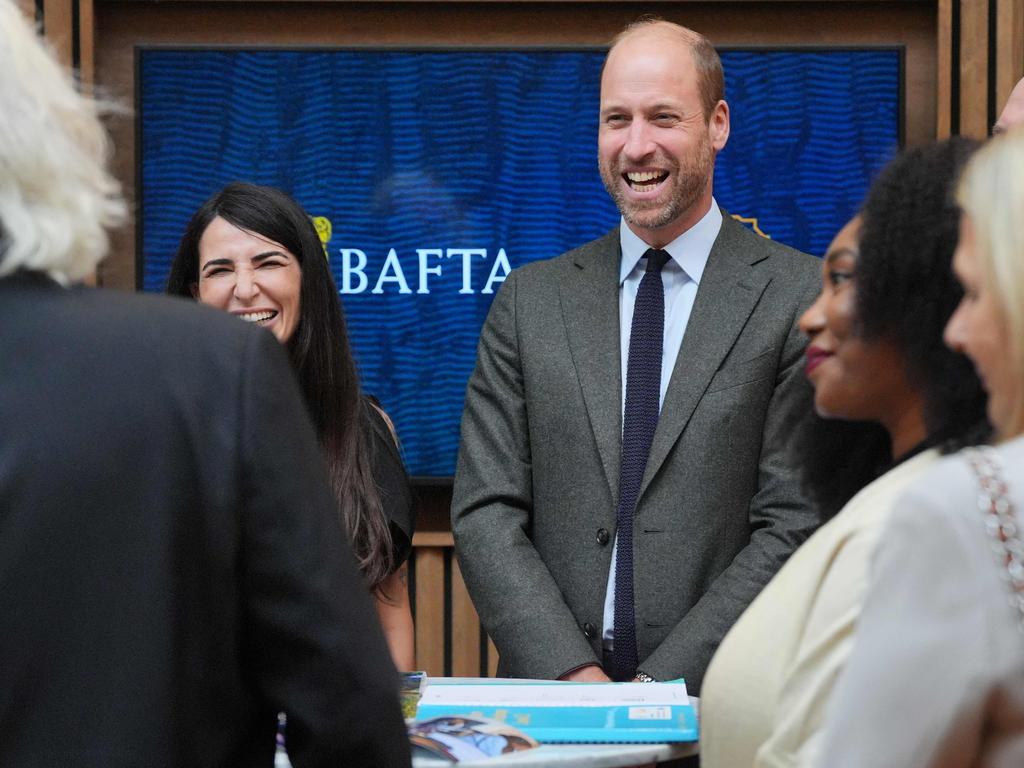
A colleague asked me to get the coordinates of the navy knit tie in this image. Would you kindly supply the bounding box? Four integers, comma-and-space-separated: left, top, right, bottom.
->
611, 248, 670, 682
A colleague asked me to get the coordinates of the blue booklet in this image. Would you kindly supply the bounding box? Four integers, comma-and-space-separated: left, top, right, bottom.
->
414, 680, 697, 744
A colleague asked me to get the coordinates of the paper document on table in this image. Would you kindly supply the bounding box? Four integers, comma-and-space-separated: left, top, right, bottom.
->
419, 681, 688, 707
415, 680, 698, 743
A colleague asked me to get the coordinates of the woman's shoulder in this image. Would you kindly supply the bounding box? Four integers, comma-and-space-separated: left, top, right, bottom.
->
358, 396, 408, 477
877, 440, 1024, 670
358, 396, 403, 457
359, 395, 415, 560
899, 438, 1024, 525
998, 434, 1024, 482
882, 440, 1024, 570
361, 394, 394, 435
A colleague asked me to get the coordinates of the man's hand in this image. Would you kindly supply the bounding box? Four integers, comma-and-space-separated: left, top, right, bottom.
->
558, 664, 611, 683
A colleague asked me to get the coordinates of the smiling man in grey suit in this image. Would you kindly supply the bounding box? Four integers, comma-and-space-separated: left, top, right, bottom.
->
452, 19, 820, 692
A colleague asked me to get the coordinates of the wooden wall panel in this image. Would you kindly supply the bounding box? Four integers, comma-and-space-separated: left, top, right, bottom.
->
413, 545, 446, 677
938, 0, 954, 138
996, 0, 1024, 114
79, 0, 95, 85
450, 558, 482, 677
32, 0, 97, 87
959, 0, 990, 138
42, 0, 73, 67
935, 0, 1024, 138
411, 528, 500, 676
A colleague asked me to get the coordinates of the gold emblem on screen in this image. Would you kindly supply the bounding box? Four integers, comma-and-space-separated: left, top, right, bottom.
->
312, 215, 332, 259
731, 214, 770, 239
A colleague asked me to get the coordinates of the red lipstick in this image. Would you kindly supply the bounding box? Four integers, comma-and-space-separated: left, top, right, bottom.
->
805, 346, 831, 376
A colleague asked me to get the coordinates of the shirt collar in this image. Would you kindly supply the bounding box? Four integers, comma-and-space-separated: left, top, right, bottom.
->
618, 199, 723, 286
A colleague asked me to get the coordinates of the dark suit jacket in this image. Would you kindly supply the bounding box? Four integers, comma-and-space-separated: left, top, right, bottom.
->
0, 272, 410, 767
452, 215, 821, 692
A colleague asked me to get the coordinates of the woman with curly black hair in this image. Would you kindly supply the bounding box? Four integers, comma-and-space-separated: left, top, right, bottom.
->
819, 126, 1024, 768
700, 138, 990, 768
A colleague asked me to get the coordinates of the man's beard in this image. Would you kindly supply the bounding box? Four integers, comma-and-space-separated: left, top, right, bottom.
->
599, 136, 714, 233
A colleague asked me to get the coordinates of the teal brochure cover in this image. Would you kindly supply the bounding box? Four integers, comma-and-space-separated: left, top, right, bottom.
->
414, 681, 698, 744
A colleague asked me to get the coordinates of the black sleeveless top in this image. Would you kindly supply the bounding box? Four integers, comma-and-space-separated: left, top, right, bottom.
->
362, 398, 414, 569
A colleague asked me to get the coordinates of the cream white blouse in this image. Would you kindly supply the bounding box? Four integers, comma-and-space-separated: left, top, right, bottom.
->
700, 449, 940, 768
819, 436, 1024, 767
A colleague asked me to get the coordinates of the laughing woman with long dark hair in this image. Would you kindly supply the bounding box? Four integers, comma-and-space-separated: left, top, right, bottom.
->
167, 182, 415, 671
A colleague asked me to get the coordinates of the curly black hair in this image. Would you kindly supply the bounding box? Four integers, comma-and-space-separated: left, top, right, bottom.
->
798, 138, 991, 520
855, 137, 991, 452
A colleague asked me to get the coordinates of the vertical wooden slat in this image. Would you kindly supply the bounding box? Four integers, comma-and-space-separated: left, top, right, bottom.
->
449, 559, 481, 677
42, 0, 74, 69
79, 0, 95, 86
937, 0, 955, 138
414, 547, 445, 677
487, 637, 499, 678
995, 0, 1024, 112
959, 0, 990, 137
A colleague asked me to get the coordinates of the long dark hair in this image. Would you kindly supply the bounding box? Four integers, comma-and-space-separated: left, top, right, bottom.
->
798, 138, 991, 517
167, 182, 394, 588
794, 410, 892, 521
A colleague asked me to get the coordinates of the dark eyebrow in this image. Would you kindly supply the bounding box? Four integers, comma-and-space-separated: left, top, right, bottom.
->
199, 257, 232, 271
824, 247, 857, 265
199, 251, 287, 271
251, 250, 288, 264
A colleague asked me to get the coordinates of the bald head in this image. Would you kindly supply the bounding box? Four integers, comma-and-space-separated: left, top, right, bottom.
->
605, 19, 724, 119
994, 77, 1024, 135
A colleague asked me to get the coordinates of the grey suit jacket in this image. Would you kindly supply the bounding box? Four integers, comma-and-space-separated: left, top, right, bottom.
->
452, 213, 821, 692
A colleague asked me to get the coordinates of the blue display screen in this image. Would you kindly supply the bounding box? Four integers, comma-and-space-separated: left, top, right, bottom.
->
139, 48, 900, 478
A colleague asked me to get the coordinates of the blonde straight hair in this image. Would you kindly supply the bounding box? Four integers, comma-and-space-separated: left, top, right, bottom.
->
957, 127, 1024, 438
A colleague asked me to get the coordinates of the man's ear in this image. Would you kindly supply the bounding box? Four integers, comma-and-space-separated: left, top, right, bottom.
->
710, 100, 730, 151
189, 282, 199, 299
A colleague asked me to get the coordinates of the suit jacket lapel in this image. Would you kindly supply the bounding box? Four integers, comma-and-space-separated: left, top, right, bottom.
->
639, 215, 772, 499
559, 230, 622, 504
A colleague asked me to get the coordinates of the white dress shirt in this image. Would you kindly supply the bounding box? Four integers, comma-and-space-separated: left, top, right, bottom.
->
602, 201, 722, 653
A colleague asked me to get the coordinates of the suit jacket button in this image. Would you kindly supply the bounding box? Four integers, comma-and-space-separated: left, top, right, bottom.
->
596, 528, 610, 546
583, 622, 596, 639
